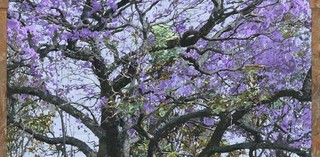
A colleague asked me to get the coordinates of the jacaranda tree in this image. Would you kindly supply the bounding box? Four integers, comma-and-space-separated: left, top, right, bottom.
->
6, 0, 311, 156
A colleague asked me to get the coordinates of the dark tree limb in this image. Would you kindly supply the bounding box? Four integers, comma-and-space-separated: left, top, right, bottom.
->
302, 67, 311, 96
147, 109, 213, 157
179, 0, 263, 47
262, 89, 311, 104
234, 121, 263, 143
7, 86, 105, 138
200, 141, 310, 157
198, 108, 249, 157
10, 121, 96, 157
146, 84, 311, 157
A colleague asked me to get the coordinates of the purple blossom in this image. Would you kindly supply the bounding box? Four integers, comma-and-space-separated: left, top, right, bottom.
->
76, 118, 82, 124
106, 0, 117, 10
82, 61, 92, 68
203, 117, 214, 126
79, 28, 92, 39
23, 48, 39, 60
92, 1, 102, 12
143, 103, 154, 114
7, 19, 19, 28
129, 129, 136, 138
95, 96, 108, 111
175, 25, 187, 33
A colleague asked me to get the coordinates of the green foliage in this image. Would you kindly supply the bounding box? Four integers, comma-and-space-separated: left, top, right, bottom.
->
7, 98, 55, 157
150, 24, 180, 64
131, 142, 149, 157
151, 24, 176, 48
158, 107, 167, 117
271, 99, 284, 109
128, 101, 141, 114
25, 113, 55, 132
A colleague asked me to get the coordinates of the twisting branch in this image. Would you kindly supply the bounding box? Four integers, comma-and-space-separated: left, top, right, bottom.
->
147, 109, 213, 157
199, 141, 310, 157
10, 121, 96, 157
262, 89, 311, 104
179, 0, 264, 47
7, 86, 105, 138
93, 0, 131, 31
146, 83, 311, 156
154, 109, 213, 137
198, 108, 249, 157
181, 54, 246, 75
234, 121, 263, 142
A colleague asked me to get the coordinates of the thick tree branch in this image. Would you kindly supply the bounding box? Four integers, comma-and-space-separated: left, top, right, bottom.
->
7, 86, 105, 138
198, 108, 249, 157
147, 109, 213, 157
112, 61, 138, 92
198, 86, 310, 156
234, 121, 263, 142
262, 89, 311, 104
146, 84, 311, 156
93, 0, 130, 31
201, 141, 310, 157
179, 0, 263, 47
154, 109, 213, 137
11, 121, 96, 157
302, 67, 311, 96
182, 54, 245, 75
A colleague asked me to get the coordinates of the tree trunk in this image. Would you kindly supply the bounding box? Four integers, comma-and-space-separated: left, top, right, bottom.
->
97, 104, 130, 157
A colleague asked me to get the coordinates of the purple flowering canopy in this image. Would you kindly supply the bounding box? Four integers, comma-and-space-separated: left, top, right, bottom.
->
6, 0, 311, 156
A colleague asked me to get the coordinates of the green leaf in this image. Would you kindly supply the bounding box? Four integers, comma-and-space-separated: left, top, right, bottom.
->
128, 102, 141, 113
272, 100, 283, 109
158, 107, 166, 117
150, 24, 180, 64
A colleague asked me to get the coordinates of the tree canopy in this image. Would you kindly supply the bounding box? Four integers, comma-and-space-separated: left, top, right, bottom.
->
7, 0, 311, 157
